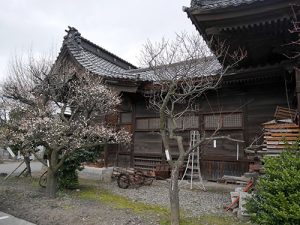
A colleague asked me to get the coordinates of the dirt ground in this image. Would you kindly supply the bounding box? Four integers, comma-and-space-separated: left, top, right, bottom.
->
0, 177, 160, 225
0, 175, 247, 225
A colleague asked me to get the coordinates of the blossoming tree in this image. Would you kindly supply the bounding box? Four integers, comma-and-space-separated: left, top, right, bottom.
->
1, 55, 130, 197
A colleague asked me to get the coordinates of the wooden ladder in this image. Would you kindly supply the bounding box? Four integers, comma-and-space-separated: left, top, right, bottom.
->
180, 130, 206, 190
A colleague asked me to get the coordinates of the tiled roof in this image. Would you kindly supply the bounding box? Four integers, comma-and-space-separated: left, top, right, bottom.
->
190, 0, 265, 10
61, 27, 220, 82
63, 27, 137, 80
127, 57, 221, 81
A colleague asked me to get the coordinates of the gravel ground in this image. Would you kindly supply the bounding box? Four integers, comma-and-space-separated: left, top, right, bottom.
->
0, 176, 235, 225
97, 180, 231, 217
0, 177, 160, 225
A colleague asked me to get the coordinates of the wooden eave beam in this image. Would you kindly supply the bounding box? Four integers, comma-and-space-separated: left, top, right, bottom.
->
185, 0, 299, 46
189, 0, 295, 21
206, 16, 291, 35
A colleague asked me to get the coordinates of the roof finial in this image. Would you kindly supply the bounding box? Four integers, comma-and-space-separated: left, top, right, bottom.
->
64, 26, 81, 44
66, 26, 78, 33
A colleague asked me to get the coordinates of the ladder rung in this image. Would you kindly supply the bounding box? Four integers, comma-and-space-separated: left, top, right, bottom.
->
185, 174, 201, 179
180, 130, 205, 190
186, 166, 199, 170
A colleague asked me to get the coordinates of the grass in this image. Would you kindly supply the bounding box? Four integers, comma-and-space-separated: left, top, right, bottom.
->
73, 184, 252, 225
3, 176, 253, 224
31, 177, 40, 187
27, 177, 254, 224
75, 186, 169, 216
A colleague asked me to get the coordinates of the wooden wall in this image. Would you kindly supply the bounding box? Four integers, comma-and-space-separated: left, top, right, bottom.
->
114, 73, 295, 180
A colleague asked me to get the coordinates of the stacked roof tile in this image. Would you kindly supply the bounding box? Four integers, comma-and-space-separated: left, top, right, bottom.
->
190, 0, 265, 10
63, 27, 137, 80
60, 27, 220, 82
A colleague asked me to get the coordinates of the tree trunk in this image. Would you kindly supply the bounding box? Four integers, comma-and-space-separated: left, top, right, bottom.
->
46, 168, 58, 198
24, 156, 31, 177
46, 150, 59, 198
169, 164, 180, 225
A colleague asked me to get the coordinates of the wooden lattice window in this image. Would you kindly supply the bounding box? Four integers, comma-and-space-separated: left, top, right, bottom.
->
167, 115, 199, 130
148, 118, 160, 129
136, 118, 160, 130
136, 116, 199, 131
223, 113, 242, 128
204, 113, 242, 130
136, 119, 149, 130
183, 115, 199, 129
168, 118, 183, 129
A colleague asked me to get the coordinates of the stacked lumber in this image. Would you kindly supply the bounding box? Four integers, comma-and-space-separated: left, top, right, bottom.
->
274, 106, 297, 120
219, 175, 250, 185
261, 119, 299, 156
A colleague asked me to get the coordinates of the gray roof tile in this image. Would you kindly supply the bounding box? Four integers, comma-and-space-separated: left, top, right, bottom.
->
127, 57, 221, 81
63, 28, 137, 80
191, 0, 265, 10
61, 27, 220, 82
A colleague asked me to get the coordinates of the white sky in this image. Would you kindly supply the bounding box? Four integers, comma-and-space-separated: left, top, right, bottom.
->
0, 0, 196, 81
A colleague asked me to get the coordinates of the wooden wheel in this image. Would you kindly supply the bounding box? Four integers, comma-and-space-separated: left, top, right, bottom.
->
143, 176, 154, 186
117, 173, 130, 189
39, 171, 47, 188
134, 170, 145, 186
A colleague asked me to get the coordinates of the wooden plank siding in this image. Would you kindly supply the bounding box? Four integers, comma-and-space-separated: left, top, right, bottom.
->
201, 160, 249, 181
111, 73, 295, 180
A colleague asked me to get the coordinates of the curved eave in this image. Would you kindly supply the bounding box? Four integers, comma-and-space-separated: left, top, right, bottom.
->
68, 47, 138, 82
184, 0, 298, 43
188, 0, 266, 14
186, 0, 295, 16
80, 36, 137, 70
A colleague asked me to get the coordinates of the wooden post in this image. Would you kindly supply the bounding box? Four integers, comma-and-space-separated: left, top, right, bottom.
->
295, 68, 300, 125
130, 103, 136, 168
4, 161, 24, 180
104, 143, 108, 168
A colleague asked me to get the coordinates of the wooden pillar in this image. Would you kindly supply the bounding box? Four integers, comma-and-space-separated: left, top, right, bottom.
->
130, 102, 136, 168
296, 69, 300, 113
104, 143, 108, 167
295, 68, 300, 126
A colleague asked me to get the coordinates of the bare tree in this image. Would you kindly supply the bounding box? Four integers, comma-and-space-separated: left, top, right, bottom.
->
282, 5, 300, 59
1, 54, 130, 197
140, 33, 245, 225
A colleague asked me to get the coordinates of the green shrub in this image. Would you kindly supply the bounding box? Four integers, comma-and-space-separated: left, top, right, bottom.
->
246, 141, 300, 225
57, 145, 102, 189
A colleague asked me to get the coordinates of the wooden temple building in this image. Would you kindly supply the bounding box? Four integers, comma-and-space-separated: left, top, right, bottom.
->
53, 0, 300, 180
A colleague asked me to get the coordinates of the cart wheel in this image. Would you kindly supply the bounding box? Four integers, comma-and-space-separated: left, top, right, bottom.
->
143, 177, 154, 186
134, 170, 145, 186
117, 173, 130, 189
39, 171, 47, 188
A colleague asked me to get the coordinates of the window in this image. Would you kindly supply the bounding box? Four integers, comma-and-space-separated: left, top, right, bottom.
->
136, 118, 160, 130
136, 118, 149, 130
120, 112, 132, 124
168, 115, 199, 130
136, 115, 199, 131
183, 115, 199, 129
148, 118, 160, 129
204, 113, 242, 130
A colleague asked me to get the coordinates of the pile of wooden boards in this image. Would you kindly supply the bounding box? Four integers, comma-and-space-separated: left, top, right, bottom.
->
261, 119, 299, 156
274, 106, 297, 120
219, 175, 250, 185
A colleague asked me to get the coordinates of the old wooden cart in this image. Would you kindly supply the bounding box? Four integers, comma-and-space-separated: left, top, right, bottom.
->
112, 167, 155, 189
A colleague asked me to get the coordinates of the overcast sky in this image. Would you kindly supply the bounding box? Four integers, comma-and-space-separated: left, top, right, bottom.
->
0, 0, 196, 81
